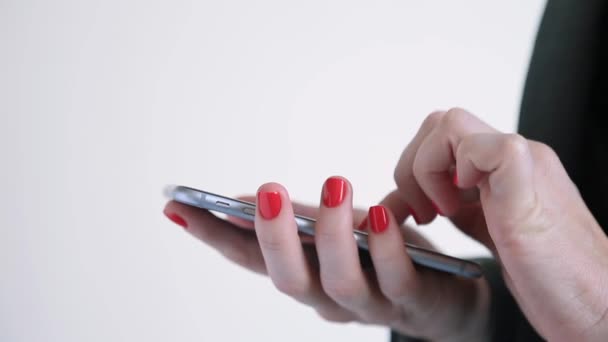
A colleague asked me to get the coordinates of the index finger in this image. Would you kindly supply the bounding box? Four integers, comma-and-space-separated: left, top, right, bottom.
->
393, 111, 446, 224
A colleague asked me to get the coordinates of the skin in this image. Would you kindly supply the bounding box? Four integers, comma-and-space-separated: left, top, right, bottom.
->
164, 108, 608, 341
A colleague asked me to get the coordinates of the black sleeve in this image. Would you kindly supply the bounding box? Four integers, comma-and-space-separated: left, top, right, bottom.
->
389, 259, 543, 342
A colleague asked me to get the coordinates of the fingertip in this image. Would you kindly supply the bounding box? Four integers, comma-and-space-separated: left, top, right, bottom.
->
162, 201, 196, 230
368, 205, 390, 234
162, 200, 223, 229
357, 217, 368, 230
430, 200, 445, 217
162, 200, 188, 218
324, 175, 352, 187
322, 175, 351, 208
163, 207, 188, 229
256, 182, 295, 221
256, 182, 289, 198
408, 205, 438, 225
162, 199, 181, 213
378, 190, 410, 225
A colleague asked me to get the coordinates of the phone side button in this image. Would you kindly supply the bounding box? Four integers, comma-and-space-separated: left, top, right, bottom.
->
242, 207, 256, 216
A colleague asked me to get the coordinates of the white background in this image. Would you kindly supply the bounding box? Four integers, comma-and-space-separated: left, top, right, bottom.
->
1, 1, 546, 341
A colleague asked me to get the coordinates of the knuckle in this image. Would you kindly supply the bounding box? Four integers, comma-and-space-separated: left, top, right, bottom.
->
502, 133, 530, 159
313, 228, 341, 246
393, 164, 413, 190
393, 168, 402, 188
412, 155, 431, 186
322, 277, 363, 303
356, 312, 379, 325
257, 235, 284, 253
272, 278, 310, 298
379, 282, 416, 303
316, 308, 354, 323
421, 111, 445, 131
374, 265, 420, 302
221, 248, 249, 267
441, 107, 471, 129
348, 302, 398, 325
531, 141, 559, 165
411, 153, 424, 178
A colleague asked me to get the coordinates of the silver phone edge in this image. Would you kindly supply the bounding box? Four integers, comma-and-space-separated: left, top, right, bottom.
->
165, 185, 483, 279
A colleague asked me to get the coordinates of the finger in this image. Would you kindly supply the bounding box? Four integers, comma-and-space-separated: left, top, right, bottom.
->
315, 176, 392, 323
413, 108, 498, 217
234, 195, 322, 218
226, 196, 322, 231
229, 194, 367, 230
378, 190, 411, 225
365, 206, 424, 306
228, 194, 367, 248
394, 111, 446, 224
355, 190, 432, 248
365, 205, 490, 337
163, 201, 267, 274
254, 183, 344, 313
455, 133, 536, 239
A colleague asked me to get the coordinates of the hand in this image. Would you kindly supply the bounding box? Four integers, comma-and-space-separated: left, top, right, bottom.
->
391, 108, 608, 340
163, 178, 491, 341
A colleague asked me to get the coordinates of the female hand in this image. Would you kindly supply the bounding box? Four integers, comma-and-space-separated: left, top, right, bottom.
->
164, 178, 491, 341
391, 108, 608, 340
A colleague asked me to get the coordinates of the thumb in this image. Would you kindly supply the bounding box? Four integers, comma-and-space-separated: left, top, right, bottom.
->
454, 133, 539, 245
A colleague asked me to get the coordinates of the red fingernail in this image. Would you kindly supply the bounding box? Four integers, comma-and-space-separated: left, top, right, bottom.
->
358, 217, 368, 230
257, 191, 282, 219
431, 201, 444, 216
322, 177, 347, 208
453, 171, 459, 186
369, 206, 389, 233
164, 210, 188, 229
408, 206, 421, 225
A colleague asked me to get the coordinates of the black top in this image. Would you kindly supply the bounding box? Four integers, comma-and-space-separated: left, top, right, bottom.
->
392, 0, 608, 340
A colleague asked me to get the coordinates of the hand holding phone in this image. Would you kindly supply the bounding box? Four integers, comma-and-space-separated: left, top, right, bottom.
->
163, 180, 491, 340
165, 185, 482, 278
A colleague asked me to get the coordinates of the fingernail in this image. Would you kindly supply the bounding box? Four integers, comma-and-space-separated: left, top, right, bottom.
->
257, 191, 282, 219
322, 177, 347, 208
453, 171, 459, 186
164, 210, 188, 229
358, 217, 368, 230
431, 201, 444, 216
369, 206, 389, 233
408, 205, 421, 225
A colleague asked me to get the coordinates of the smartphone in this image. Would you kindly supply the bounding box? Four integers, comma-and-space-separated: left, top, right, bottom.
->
165, 185, 483, 279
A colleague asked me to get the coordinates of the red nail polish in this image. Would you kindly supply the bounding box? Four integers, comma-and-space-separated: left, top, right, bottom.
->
257, 191, 282, 219
164, 210, 188, 229
369, 206, 389, 234
453, 171, 459, 186
431, 201, 444, 216
322, 177, 347, 208
358, 217, 368, 230
408, 206, 421, 225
